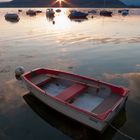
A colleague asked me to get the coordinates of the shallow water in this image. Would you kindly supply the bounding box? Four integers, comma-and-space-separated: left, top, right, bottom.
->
0, 8, 140, 140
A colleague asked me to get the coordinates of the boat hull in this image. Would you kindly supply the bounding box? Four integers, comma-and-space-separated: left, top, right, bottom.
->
22, 73, 128, 132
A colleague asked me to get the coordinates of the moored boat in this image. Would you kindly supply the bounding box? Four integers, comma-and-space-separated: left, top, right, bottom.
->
88, 9, 97, 14
5, 13, 20, 22
68, 11, 88, 19
118, 9, 129, 13
56, 9, 61, 13
26, 9, 37, 16
46, 9, 55, 17
36, 10, 42, 14
21, 68, 129, 132
100, 10, 112, 17
118, 10, 129, 16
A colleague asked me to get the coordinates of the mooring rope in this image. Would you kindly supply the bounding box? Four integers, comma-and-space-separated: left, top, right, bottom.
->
108, 123, 136, 140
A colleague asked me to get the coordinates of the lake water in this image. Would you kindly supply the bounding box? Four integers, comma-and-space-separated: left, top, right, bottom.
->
0, 8, 140, 140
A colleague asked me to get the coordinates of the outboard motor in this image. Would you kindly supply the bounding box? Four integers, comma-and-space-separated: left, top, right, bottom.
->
15, 66, 25, 80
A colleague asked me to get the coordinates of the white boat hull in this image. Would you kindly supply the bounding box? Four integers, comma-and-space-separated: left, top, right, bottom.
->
24, 81, 127, 132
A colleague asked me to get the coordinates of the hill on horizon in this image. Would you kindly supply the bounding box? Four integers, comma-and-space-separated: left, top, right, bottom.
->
120, 0, 140, 6
0, 0, 127, 7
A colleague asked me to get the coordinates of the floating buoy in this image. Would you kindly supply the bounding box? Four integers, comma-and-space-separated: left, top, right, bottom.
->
15, 66, 25, 80
18, 9, 22, 12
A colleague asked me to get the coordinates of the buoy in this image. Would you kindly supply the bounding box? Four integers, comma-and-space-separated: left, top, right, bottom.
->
15, 66, 25, 80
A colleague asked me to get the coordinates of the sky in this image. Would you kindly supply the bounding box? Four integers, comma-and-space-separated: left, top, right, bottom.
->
0, 0, 12, 2
120, 0, 140, 5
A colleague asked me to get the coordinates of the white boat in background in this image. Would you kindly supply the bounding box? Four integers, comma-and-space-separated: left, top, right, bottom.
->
5, 13, 20, 22
21, 68, 129, 132
46, 9, 55, 17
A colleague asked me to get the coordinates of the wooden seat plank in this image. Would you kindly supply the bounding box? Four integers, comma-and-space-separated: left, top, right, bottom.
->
56, 83, 87, 101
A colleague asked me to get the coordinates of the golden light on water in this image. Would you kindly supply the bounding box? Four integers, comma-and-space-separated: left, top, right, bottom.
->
53, 10, 71, 30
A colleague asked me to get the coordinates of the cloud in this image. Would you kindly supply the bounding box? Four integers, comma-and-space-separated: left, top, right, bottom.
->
103, 72, 140, 101
0, 0, 12, 2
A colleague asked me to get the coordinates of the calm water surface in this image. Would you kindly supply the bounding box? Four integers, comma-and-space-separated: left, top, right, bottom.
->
0, 8, 140, 140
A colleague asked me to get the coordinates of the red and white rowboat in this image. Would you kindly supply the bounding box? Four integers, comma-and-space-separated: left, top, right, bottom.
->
21, 68, 129, 132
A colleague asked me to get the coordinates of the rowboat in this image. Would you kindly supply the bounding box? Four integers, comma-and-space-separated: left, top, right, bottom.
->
21, 68, 128, 132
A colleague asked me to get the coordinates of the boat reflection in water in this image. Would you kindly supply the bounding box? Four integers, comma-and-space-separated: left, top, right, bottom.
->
46, 9, 55, 24
23, 93, 127, 140
69, 18, 88, 23
46, 14, 55, 22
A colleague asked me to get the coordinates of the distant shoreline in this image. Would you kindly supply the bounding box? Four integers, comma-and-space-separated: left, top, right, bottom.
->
0, 1, 140, 8
0, 6, 140, 8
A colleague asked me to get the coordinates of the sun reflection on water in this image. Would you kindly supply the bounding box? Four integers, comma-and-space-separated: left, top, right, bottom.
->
53, 10, 71, 30
0, 8, 140, 140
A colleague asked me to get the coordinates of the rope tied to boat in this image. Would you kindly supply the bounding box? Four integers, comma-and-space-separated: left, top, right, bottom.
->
108, 122, 136, 140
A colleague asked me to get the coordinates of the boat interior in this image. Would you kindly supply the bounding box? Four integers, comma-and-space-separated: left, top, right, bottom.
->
28, 71, 122, 115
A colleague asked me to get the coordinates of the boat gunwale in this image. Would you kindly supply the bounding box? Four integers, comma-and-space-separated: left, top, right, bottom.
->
22, 68, 129, 121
